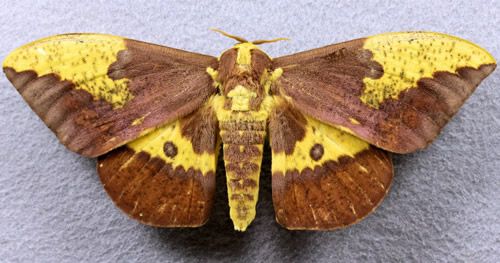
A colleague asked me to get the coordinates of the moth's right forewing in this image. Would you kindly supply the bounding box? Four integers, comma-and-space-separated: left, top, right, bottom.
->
3, 34, 218, 157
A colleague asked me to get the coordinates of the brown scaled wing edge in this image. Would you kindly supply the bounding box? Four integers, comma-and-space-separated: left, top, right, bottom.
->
272, 147, 393, 230
97, 148, 216, 227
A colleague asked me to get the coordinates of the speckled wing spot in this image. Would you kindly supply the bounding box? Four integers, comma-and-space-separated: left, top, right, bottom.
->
361, 32, 496, 108
271, 101, 370, 174
127, 103, 219, 175
3, 34, 131, 107
270, 100, 393, 230
163, 141, 178, 158
309, 143, 324, 161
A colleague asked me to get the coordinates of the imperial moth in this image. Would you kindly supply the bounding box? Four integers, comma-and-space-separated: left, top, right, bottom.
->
3, 30, 496, 231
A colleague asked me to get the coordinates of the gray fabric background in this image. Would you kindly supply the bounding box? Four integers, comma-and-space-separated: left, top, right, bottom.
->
0, 0, 498, 262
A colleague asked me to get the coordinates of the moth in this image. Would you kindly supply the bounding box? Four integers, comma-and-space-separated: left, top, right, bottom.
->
3, 29, 496, 231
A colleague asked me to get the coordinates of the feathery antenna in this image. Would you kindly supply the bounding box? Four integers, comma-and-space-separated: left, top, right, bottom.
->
210, 28, 249, 43
210, 28, 289, 45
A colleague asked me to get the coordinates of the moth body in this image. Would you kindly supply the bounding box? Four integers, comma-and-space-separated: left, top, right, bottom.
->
211, 43, 278, 231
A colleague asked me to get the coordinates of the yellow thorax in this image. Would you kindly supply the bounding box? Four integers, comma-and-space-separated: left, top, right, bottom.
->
227, 85, 257, 111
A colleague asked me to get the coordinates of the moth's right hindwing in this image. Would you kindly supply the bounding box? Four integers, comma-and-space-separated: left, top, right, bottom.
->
3, 33, 218, 157
97, 102, 220, 227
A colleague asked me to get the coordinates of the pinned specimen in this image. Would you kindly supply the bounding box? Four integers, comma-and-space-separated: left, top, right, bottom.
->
3, 30, 496, 231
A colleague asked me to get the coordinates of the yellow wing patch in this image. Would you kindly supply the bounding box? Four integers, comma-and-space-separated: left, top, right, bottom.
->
127, 120, 217, 175
361, 32, 496, 108
272, 115, 370, 174
3, 34, 131, 107
349, 117, 360, 125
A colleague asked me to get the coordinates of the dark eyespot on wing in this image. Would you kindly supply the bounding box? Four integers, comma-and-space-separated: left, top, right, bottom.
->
310, 143, 324, 161
163, 141, 178, 158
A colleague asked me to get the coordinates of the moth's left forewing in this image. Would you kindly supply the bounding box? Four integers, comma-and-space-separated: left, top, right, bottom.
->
269, 98, 393, 230
274, 32, 496, 153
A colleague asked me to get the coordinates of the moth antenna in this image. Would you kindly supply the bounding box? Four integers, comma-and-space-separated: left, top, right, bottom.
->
251, 37, 290, 45
210, 28, 249, 43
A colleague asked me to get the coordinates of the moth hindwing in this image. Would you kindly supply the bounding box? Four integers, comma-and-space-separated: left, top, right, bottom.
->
269, 97, 393, 229
3, 31, 496, 231
98, 102, 219, 227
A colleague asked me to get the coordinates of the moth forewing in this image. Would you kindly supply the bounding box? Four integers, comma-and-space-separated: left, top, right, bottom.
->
2, 34, 217, 157
273, 32, 496, 154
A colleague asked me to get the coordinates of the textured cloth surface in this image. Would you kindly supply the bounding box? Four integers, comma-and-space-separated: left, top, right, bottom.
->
0, 1, 498, 262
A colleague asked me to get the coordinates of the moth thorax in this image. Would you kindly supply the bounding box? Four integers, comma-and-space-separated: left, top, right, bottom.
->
226, 85, 257, 111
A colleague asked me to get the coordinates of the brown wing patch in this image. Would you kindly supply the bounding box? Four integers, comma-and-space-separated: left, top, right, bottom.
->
268, 100, 307, 154
3, 34, 217, 157
272, 147, 392, 230
98, 148, 215, 227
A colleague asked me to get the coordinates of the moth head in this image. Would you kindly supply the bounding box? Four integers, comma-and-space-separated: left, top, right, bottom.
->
216, 46, 272, 96
211, 28, 287, 98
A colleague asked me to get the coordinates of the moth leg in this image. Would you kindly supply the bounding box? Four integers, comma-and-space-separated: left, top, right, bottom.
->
206, 67, 222, 92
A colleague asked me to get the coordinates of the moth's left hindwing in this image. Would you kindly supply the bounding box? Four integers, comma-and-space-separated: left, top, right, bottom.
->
269, 98, 393, 230
3, 34, 217, 157
98, 102, 220, 227
274, 32, 496, 153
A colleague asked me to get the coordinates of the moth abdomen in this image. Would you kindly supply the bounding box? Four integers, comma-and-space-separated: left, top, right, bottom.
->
220, 119, 266, 231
